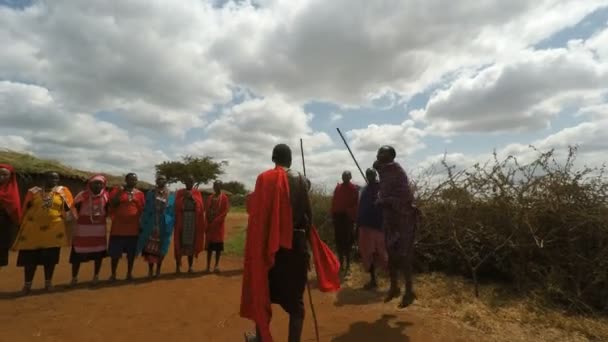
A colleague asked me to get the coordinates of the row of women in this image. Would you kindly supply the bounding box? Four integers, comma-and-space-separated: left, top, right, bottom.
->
0, 164, 230, 294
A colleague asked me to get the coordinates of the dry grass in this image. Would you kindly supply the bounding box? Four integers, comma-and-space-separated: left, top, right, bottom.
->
0, 149, 153, 188
313, 146, 608, 312
343, 264, 608, 342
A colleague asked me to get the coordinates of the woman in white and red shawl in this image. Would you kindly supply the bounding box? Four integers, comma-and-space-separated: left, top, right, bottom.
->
373, 145, 419, 308
70, 175, 109, 285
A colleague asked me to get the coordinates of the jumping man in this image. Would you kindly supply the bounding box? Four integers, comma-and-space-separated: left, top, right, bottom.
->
373, 145, 418, 308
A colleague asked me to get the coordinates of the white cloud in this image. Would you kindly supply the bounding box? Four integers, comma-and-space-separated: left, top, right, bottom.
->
0, 81, 170, 181
587, 24, 608, 60
0, 1, 232, 135
0, 135, 31, 152
184, 96, 334, 187
210, 0, 608, 105
347, 121, 426, 155
1, 0, 607, 191
412, 41, 608, 133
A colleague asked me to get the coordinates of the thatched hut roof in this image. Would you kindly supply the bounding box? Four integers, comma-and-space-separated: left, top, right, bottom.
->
0, 150, 153, 189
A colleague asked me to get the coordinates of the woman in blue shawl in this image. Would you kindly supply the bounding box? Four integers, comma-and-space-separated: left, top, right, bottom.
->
138, 174, 175, 278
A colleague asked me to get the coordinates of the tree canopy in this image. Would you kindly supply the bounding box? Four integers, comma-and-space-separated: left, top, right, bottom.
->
155, 155, 226, 186
221, 180, 248, 194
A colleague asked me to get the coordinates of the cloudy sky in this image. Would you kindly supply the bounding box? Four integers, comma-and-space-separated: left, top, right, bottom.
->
1, 0, 607, 190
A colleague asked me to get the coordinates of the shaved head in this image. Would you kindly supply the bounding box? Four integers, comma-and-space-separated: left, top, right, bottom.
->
365, 168, 377, 182
379, 145, 396, 158
376, 145, 396, 165
342, 170, 352, 183
272, 144, 292, 168
213, 180, 222, 194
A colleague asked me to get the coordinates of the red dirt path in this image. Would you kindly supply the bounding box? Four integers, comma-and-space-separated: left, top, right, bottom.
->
0, 213, 477, 342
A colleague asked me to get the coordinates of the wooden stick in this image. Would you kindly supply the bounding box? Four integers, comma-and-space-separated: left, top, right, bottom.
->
336, 128, 368, 184
300, 138, 307, 176
300, 138, 321, 342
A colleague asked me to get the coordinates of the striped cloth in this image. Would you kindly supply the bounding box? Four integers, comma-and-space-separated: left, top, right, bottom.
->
72, 175, 109, 254
72, 219, 107, 253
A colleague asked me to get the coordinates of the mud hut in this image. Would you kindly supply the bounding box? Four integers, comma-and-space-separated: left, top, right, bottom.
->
0, 150, 153, 202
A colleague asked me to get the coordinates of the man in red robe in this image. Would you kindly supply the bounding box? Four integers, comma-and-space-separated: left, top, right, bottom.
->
173, 175, 207, 273
331, 170, 359, 272
205, 180, 230, 273
241, 143, 340, 342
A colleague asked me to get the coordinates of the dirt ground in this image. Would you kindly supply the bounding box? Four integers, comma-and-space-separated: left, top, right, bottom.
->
0, 212, 481, 342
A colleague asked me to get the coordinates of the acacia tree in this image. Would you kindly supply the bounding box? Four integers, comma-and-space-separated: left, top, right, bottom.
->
155, 155, 227, 187
221, 180, 248, 194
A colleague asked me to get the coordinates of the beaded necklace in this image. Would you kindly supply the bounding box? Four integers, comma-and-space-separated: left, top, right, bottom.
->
88, 192, 104, 224
41, 186, 57, 210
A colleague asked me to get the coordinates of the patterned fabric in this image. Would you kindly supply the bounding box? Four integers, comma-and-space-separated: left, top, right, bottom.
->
137, 188, 175, 259
375, 162, 416, 257
358, 226, 388, 271
12, 186, 74, 250
180, 197, 196, 255
143, 229, 162, 263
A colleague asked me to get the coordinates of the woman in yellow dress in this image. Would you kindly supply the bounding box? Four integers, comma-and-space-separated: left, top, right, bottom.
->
12, 171, 76, 294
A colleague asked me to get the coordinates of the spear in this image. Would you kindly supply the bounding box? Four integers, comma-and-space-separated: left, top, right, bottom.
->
336, 128, 368, 184
300, 138, 321, 342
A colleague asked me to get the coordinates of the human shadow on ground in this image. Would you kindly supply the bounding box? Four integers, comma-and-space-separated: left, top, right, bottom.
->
331, 314, 411, 342
0, 267, 242, 300
333, 286, 386, 307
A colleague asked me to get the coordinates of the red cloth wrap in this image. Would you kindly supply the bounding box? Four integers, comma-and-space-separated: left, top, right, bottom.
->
310, 225, 341, 292
108, 187, 145, 236
0, 164, 22, 224
331, 182, 359, 221
173, 189, 207, 258
240, 167, 341, 342
240, 167, 294, 342
205, 193, 230, 243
